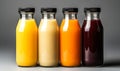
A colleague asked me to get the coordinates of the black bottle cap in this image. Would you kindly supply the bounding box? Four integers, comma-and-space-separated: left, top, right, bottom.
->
41, 8, 57, 13
63, 8, 78, 13
18, 7, 35, 13
84, 7, 101, 12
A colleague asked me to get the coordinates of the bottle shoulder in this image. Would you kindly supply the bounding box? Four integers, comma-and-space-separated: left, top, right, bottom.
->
16, 19, 38, 32
60, 19, 81, 31
17, 19, 37, 25
39, 19, 59, 32
82, 20, 103, 32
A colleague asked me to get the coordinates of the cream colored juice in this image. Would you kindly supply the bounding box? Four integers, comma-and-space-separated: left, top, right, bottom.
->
39, 19, 59, 66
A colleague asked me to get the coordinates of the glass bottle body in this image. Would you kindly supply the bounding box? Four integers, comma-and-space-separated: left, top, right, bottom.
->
39, 12, 59, 66
16, 12, 38, 66
60, 11, 81, 66
82, 12, 103, 66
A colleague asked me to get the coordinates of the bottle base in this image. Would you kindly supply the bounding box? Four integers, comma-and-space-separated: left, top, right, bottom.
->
39, 63, 59, 67
17, 64, 37, 67
61, 64, 81, 67
82, 63, 103, 67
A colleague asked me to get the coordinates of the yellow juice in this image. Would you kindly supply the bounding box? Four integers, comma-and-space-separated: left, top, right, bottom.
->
16, 19, 38, 66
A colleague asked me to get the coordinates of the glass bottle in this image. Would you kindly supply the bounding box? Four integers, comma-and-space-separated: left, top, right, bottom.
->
16, 8, 38, 66
60, 8, 81, 66
82, 8, 103, 66
38, 8, 59, 66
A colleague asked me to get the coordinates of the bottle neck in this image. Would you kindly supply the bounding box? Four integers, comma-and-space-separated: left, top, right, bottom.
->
42, 12, 55, 19
85, 12, 100, 20
20, 12, 34, 19
64, 12, 77, 20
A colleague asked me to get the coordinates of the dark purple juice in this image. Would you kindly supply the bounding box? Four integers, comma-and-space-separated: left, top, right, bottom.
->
82, 20, 103, 66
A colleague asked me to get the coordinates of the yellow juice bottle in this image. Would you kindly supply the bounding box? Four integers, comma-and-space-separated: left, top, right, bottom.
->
16, 8, 38, 66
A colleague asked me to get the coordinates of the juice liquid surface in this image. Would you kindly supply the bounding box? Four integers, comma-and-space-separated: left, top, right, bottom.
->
60, 19, 81, 66
82, 20, 103, 66
16, 19, 38, 66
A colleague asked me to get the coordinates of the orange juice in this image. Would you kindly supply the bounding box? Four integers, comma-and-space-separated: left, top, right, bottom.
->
16, 8, 37, 66
60, 8, 81, 66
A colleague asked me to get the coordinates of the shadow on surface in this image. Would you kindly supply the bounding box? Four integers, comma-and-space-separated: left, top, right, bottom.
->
103, 60, 120, 67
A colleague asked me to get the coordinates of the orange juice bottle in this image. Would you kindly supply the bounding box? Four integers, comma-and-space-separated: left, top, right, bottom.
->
16, 8, 38, 66
60, 8, 81, 66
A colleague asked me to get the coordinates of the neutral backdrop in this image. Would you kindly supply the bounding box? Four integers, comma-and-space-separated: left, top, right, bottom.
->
0, 0, 120, 70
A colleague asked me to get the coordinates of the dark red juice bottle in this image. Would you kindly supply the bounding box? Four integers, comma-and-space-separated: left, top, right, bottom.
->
82, 8, 103, 66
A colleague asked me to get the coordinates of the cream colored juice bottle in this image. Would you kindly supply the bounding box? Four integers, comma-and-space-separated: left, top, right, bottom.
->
16, 8, 38, 66
38, 8, 59, 66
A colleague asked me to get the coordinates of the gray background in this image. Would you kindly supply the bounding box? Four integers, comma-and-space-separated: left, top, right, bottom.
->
0, 0, 120, 71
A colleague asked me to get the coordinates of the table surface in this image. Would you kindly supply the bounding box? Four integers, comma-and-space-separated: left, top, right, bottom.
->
0, 45, 120, 71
